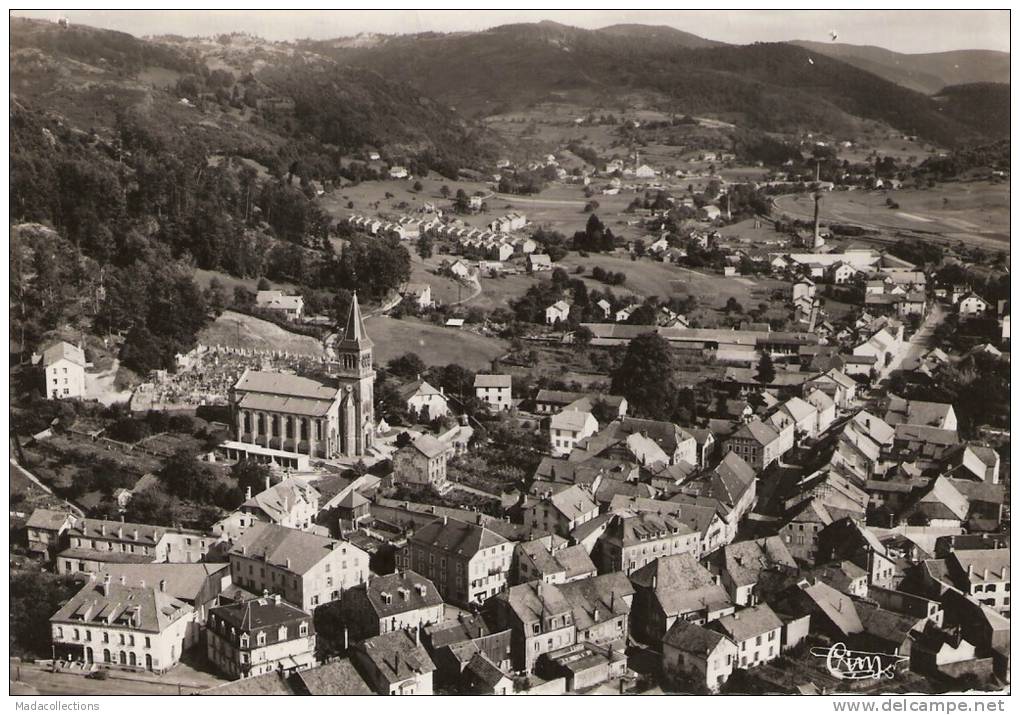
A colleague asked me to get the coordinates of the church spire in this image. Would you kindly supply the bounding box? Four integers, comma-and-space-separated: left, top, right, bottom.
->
340, 291, 373, 349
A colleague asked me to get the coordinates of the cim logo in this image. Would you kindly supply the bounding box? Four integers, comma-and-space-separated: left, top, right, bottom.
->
810, 642, 910, 680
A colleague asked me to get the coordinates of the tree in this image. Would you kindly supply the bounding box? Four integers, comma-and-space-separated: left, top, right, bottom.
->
756, 352, 776, 385
440, 185, 451, 199
231, 458, 273, 497
412, 180, 423, 192
610, 332, 678, 420
573, 325, 593, 351
257, 277, 272, 291
11, 571, 82, 658
417, 234, 433, 260
388, 352, 427, 380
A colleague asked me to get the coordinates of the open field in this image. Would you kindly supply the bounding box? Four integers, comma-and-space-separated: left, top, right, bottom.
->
774, 181, 1009, 248
409, 252, 474, 305
555, 253, 786, 313
197, 310, 325, 356
363, 316, 507, 369
193, 268, 296, 294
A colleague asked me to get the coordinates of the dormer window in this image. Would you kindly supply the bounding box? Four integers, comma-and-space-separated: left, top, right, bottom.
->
299, 622, 309, 637
278, 626, 288, 641
240, 634, 249, 648
256, 631, 266, 646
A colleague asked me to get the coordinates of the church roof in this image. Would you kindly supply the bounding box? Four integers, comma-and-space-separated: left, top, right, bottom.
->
338, 292, 373, 349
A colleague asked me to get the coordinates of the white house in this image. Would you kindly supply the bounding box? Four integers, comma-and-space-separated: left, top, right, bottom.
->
474, 374, 512, 411
448, 260, 471, 279
549, 409, 599, 457
402, 283, 433, 310
388, 166, 409, 179
596, 299, 612, 319
400, 380, 450, 420
828, 262, 857, 285
527, 254, 553, 272
634, 164, 657, 179
42, 341, 87, 400
958, 292, 990, 317
545, 301, 571, 326
256, 291, 304, 321
615, 307, 634, 323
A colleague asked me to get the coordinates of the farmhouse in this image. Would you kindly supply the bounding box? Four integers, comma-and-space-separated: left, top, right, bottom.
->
41, 341, 87, 400
545, 300, 571, 325
474, 374, 512, 411
256, 291, 304, 321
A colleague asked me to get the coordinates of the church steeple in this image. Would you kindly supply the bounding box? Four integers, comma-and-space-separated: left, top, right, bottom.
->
339, 292, 373, 349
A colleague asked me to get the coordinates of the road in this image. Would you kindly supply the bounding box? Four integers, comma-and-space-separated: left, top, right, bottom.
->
879, 302, 947, 382
493, 193, 586, 207
9, 663, 197, 696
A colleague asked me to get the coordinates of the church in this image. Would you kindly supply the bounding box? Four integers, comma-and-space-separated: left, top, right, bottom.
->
226, 294, 375, 465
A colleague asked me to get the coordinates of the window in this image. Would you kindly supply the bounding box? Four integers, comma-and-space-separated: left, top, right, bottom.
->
299, 623, 308, 637
755, 635, 762, 646
240, 635, 249, 648
257, 631, 267, 646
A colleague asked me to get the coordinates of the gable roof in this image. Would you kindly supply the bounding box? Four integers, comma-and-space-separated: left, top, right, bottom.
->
26, 508, 72, 531
293, 660, 374, 695
233, 370, 338, 401
474, 374, 511, 389
662, 619, 733, 656
51, 578, 193, 633
355, 629, 436, 683
42, 341, 85, 368
229, 523, 365, 575
408, 517, 509, 557
732, 419, 780, 447
243, 480, 319, 523
406, 434, 449, 460
353, 570, 444, 618
551, 409, 596, 433
714, 603, 783, 642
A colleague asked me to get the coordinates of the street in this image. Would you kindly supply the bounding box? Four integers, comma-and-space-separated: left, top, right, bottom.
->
9, 659, 225, 696
880, 302, 947, 382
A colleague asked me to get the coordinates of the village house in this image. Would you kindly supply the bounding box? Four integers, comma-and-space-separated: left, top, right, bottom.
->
56, 518, 217, 574
402, 283, 433, 309
514, 538, 597, 585
255, 291, 304, 321
41, 341, 87, 400
709, 537, 798, 607
399, 379, 450, 420
351, 629, 436, 694
713, 604, 785, 670
474, 374, 512, 411
393, 434, 451, 494
662, 620, 738, 692
388, 166, 409, 179
596, 511, 700, 575
50, 573, 196, 673
91, 562, 230, 629
447, 259, 471, 279
398, 516, 513, 607
206, 595, 316, 680
549, 407, 599, 456
629, 553, 734, 646
533, 390, 627, 418
527, 253, 553, 272
340, 570, 445, 641
26, 508, 75, 558
545, 300, 571, 326
523, 484, 599, 539
557, 572, 634, 649
490, 581, 576, 672
228, 523, 370, 612
946, 549, 1011, 616
957, 292, 990, 317
214, 478, 320, 541
724, 419, 784, 471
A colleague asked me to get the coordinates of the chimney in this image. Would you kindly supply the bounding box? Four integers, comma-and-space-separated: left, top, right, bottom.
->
415, 624, 421, 646
1003, 567, 1009, 580
159, 579, 166, 592
968, 564, 974, 577
245, 486, 252, 500
117, 526, 123, 539
286, 558, 291, 569
593, 607, 600, 622
100, 523, 107, 536
133, 529, 139, 541
443, 515, 448, 526
241, 545, 247, 556
100, 573, 111, 596
651, 575, 657, 589
343, 627, 349, 651
265, 475, 271, 492
274, 594, 281, 605
119, 574, 127, 585
139, 579, 145, 589
983, 568, 989, 580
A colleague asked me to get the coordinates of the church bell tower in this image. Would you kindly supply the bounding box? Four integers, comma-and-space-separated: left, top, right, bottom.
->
336, 292, 375, 456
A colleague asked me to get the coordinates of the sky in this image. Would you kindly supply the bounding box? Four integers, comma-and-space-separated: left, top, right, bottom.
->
10, 9, 1011, 54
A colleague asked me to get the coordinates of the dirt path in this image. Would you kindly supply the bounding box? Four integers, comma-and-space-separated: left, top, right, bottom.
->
879, 303, 947, 382
85, 358, 132, 406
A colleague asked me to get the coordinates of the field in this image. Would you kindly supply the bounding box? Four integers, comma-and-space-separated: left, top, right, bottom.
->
774, 181, 1010, 248
197, 310, 325, 356
555, 253, 787, 315
193, 268, 296, 295
363, 316, 507, 369
408, 252, 475, 305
